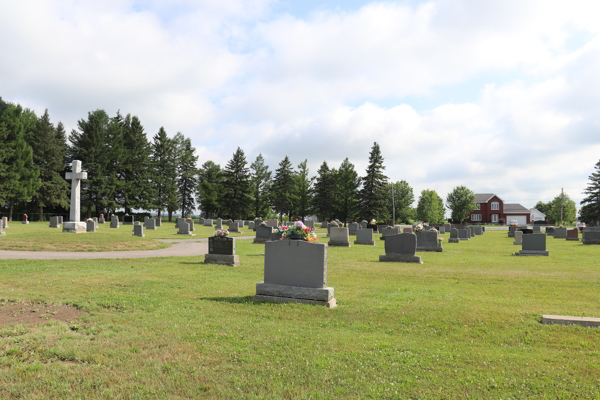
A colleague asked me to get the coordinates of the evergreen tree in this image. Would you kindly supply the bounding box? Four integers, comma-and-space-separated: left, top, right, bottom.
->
312, 161, 335, 222
69, 109, 118, 218
176, 137, 198, 217
446, 186, 476, 223
271, 156, 296, 222
360, 142, 389, 221
294, 159, 314, 221
388, 180, 415, 223
416, 189, 444, 224
222, 147, 252, 219
29, 109, 69, 220
0, 102, 41, 220
249, 154, 271, 218
580, 159, 600, 224
118, 114, 155, 213
197, 161, 223, 218
151, 127, 178, 220
334, 158, 360, 225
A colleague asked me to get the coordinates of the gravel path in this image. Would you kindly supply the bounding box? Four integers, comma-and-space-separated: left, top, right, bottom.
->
0, 236, 257, 260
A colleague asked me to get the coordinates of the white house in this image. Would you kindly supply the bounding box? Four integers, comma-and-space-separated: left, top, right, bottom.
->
529, 208, 546, 222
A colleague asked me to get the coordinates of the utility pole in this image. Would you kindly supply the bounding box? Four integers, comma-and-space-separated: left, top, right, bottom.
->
560, 187, 564, 224
392, 184, 396, 224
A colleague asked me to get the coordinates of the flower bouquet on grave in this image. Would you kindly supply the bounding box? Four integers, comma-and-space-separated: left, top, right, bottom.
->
414, 222, 424, 232
281, 225, 317, 242
213, 228, 229, 238
429, 227, 438, 233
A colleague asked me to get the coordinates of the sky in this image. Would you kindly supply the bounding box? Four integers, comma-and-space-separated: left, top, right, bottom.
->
2, 0, 600, 211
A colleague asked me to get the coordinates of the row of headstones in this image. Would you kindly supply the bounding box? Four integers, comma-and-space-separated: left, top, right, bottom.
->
512, 226, 600, 246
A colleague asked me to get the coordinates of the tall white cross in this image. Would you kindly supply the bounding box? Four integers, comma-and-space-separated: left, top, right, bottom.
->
65, 160, 87, 222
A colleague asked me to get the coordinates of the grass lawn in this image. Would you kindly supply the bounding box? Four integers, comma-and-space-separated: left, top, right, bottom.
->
0, 231, 599, 398
0, 222, 252, 252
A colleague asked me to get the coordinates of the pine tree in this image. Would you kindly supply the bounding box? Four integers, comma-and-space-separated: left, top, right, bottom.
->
151, 127, 178, 220
312, 161, 335, 222
221, 147, 252, 219
176, 137, 198, 217
360, 142, 389, 222
118, 114, 155, 213
294, 159, 314, 221
334, 158, 361, 225
29, 109, 69, 220
197, 161, 223, 218
249, 154, 272, 218
271, 156, 296, 222
69, 109, 117, 218
0, 102, 41, 220
580, 159, 600, 224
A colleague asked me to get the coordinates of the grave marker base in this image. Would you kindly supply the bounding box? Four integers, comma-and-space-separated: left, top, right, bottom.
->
204, 254, 240, 267
379, 254, 422, 263
541, 314, 600, 328
255, 282, 335, 307
63, 222, 86, 233
21, 221, 29, 224
416, 246, 444, 252
327, 241, 351, 247
566, 238, 579, 241
254, 295, 336, 308
518, 250, 549, 256
354, 240, 376, 246
448, 238, 460, 243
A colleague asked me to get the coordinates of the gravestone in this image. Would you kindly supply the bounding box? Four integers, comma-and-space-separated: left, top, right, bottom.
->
467, 227, 474, 238
254, 225, 274, 244
327, 221, 339, 237
144, 216, 150, 225
380, 233, 422, 263
2, 217, 8, 229
513, 230, 523, 245
553, 227, 567, 239
354, 228, 375, 245
271, 230, 284, 241
92, 217, 98, 224
267, 219, 278, 228
63, 163, 88, 235
448, 228, 460, 243
176, 218, 186, 228
380, 226, 400, 240
546, 227, 555, 236
438, 226, 445, 234
49, 216, 61, 229
403, 227, 412, 233
566, 229, 579, 241
473, 226, 483, 235
178, 222, 195, 236
188, 220, 196, 231
360, 220, 368, 229
458, 229, 470, 241
366, 223, 378, 232
518, 234, 548, 256
155, 217, 162, 227
199, 218, 205, 225
205, 237, 240, 266
235, 220, 244, 228
508, 226, 518, 238
255, 240, 335, 308
204, 219, 213, 227
416, 231, 443, 252
533, 226, 541, 233
111, 215, 120, 228
144, 218, 157, 230
0, 219, 5, 236
582, 231, 600, 245
229, 222, 241, 233
248, 221, 255, 230
305, 220, 315, 229
98, 214, 105, 224
444, 224, 452, 233
86, 220, 96, 233
123, 214, 134, 225
132, 223, 144, 237
216, 218, 222, 230
321, 221, 328, 229
328, 227, 351, 247
518, 228, 534, 235
348, 222, 359, 235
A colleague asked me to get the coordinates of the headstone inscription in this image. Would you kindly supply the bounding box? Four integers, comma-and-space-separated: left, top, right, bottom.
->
553, 227, 567, 239
86, 220, 96, 232
513, 230, 523, 245
111, 215, 120, 229
328, 227, 351, 247
582, 231, 600, 245
566, 228, 579, 241
354, 228, 375, 245
254, 225, 274, 244
448, 228, 460, 243
416, 231, 444, 252
205, 237, 240, 266
255, 240, 336, 308
518, 234, 548, 256
379, 233, 422, 263
63, 160, 88, 233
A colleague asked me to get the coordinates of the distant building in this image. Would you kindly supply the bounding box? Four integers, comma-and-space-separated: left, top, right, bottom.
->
529, 208, 546, 222
468, 193, 531, 225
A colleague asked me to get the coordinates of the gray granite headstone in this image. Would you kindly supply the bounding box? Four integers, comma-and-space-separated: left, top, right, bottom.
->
267, 219, 278, 228
553, 227, 567, 239
380, 233, 422, 263
133, 224, 144, 237
348, 222, 359, 235
457, 229, 469, 240
448, 228, 460, 243
533, 226, 541, 233
416, 231, 443, 252
328, 227, 350, 247
519, 234, 548, 255
582, 231, 600, 245
513, 230, 523, 245
473, 226, 483, 235
111, 216, 120, 228
354, 228, 375, 245
230, 222, 241, 233
204, 219, 213, 227
178, 222, 195, 236
254, 225, 274, 244
49, 216, 61, 228
0, 219, 5, 236
360, 220, 368, 229
380, 226, 401, 240
215, 218, 222, 229
145, 218, 157, 230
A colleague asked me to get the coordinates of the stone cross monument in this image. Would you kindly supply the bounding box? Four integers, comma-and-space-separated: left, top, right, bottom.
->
63, 160, 88, 233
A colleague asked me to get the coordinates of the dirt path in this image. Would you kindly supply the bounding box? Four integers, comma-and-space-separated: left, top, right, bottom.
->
0, 236, 257, 260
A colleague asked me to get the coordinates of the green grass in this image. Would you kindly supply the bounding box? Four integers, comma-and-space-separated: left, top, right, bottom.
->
0, 231, 599, 399
0, 222, 252, 251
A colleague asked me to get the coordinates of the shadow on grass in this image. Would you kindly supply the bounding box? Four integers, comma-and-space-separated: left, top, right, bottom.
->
198, 295, 256, 304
